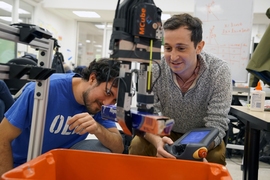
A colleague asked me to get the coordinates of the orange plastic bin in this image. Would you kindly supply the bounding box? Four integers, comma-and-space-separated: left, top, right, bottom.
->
2, 149, 232, 180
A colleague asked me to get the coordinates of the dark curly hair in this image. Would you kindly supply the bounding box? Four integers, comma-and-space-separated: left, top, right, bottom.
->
80, 58, 120, 88
163, 13, 203, 48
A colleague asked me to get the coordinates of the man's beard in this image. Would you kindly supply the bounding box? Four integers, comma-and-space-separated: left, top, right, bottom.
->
82, 86, 98, 114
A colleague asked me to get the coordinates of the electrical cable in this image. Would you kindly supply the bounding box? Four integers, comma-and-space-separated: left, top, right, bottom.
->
149, 60, 161, 92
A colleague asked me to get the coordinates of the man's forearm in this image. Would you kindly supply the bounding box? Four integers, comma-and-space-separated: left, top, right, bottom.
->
94, 125, 124, 153
0, 141, 13, 177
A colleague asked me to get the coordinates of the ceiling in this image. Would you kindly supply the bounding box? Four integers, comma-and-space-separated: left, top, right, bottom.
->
38, 0, 270, 24
1, 0, 269, 33
1, 0, 270, 36
50, 9, 118, 23
49, 8, 270, 25
33, 0, 270, 46
1, 0, 269, 64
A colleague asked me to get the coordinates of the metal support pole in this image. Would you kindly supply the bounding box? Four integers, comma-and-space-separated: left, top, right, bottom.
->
27, 42, 54, 160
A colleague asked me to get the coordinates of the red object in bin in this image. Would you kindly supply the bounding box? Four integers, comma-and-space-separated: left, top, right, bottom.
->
1, 149, 232, 180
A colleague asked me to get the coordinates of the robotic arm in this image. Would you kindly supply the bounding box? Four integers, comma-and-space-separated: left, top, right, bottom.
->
105, 3, 219, 161
106, 2, 216, 162
106, 0, 174, 136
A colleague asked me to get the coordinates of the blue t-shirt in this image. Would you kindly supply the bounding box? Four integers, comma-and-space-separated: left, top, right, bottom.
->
5, 73, 116, 167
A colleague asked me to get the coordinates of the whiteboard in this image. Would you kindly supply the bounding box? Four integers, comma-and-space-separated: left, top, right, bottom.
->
194, 0, 254, 82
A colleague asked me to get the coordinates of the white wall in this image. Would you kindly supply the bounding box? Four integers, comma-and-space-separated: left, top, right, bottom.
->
33, 3, 77, 65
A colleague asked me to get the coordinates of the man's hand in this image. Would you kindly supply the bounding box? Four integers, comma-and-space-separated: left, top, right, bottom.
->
156, 137, 176, 159
67, 113, 100, 135
67, 113, 124, 153
203, 158, 208, 163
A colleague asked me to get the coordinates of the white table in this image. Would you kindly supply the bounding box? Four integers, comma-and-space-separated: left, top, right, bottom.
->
230, 106, 270, 180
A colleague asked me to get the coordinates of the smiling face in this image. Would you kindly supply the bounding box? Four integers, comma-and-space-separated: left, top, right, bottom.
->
82, 78, 118, 114
163, 26, 204, 80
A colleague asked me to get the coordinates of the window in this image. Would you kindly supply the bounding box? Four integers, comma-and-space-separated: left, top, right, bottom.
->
76, 22, 104, 66
0, 38, 16, 63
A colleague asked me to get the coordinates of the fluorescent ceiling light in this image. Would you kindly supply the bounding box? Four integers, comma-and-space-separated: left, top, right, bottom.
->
95, 24, 112, 29
0, 1, 30, 14
94, 45, 102, 48
86, 40, 91, 43
161, 14, 171, 21
73, 11, 100, 18
0, 16, 22, 22
96, 49, 101, 52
